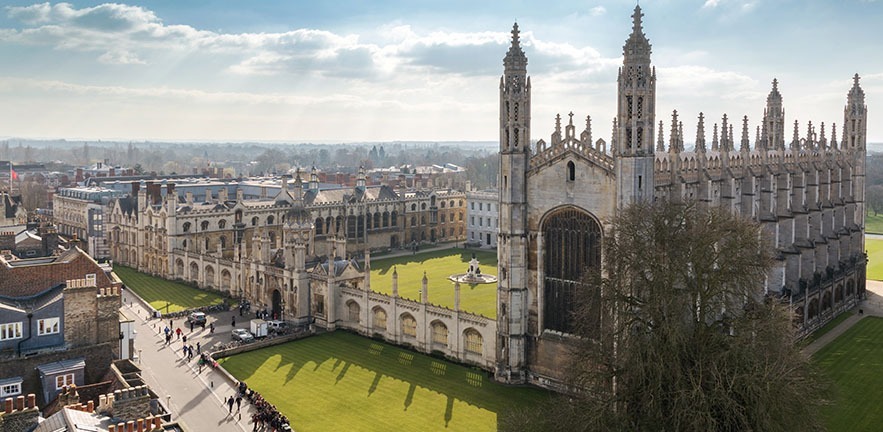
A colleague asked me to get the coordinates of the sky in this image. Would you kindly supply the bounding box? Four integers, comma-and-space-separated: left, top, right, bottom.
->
0, 0, 881, 144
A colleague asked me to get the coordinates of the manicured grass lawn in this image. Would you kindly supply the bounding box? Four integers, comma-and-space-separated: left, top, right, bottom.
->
804, 311, 854, 345
814, 317, 883, 431
866, 210, 883, 234
370, 248, 498, 318
866, 238, 883, 281
219, 331, 549, 432
114, 266, 227, 313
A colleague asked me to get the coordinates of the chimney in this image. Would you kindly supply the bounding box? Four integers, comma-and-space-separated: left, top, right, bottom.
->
109, 167, 116, 177
131, 181, 140, 196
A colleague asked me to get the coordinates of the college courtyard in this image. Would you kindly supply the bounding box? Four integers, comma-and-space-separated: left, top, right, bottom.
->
117, 244, 883, 431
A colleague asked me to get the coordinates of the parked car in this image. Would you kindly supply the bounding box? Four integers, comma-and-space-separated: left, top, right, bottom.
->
232, 328, 255, 343
266, 320, 287, 333
188, 312, 207, 328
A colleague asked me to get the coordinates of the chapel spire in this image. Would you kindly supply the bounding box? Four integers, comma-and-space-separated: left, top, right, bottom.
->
615, 4, 656, 206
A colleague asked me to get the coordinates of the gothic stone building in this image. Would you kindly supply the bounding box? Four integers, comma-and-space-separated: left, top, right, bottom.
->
495, 6, 867, 386
106, 172, 497, 368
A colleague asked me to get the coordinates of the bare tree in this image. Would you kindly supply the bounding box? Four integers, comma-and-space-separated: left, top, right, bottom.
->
504, 201, 828, 432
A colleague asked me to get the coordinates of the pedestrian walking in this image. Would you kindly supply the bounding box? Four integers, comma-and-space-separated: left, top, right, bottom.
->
197, 342, 201, 354
227, 394, 235, 414
232, 316, 236, 327
236, 394, 242, 412
176, 328, 182, 339
210, 323, 215, 334
190, 321, 194, 332
169, 319, 173, 329
183, 335, 187, 344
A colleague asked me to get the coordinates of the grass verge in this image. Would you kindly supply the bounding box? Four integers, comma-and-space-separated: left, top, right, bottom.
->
867, 238, 883, 281
218, 331, 549, 432
814, 316, 883, 432
370, 248, 498, 318
114, 266, 226, 313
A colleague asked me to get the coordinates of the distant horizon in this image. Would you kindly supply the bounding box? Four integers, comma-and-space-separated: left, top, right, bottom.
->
0, 1, 880, 142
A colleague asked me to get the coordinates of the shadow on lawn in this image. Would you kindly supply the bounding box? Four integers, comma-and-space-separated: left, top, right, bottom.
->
222, 332, 548, 427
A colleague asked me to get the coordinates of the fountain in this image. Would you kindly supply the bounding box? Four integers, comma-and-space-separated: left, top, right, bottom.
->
449, 253, 498, 284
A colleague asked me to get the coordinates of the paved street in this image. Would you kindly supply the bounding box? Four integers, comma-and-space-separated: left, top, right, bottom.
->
121, 295, 256, 432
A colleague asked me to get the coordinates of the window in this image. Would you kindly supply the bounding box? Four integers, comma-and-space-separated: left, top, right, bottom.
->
411, 204, 417, 211
251, 217, 259, 226
37, 318, 60, 336
479, 218, 483, 227
402, 314, 417, 337
471, 216, 475, 226
471, 202, 475, 210
55, 374, 74, 390
487, 217, 491, 227
441, 214, 446, 223
479, 203, 483, 211
182, 222, 191, 233
347, 302, 360, 322
218, 219, 227, 229
567, 161, 576, 181
431, 322, 448, 345
0, 382, 21, 398
200, 221, 209, 231
421, 203, 426, 210
0, 323, 22, 341
464, 329, 483, 354
373, 308, 388, 331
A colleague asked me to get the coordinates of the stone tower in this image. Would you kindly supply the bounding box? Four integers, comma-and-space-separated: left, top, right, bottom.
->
496, 22, 531, 382
615, 5, 656, 207
844, 74, 867, 239
763, 79, 786, 150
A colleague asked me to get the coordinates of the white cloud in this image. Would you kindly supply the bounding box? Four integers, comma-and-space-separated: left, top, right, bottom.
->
702, 0, 723, 9
590, 6, 606, 16
98, 48, 146, 65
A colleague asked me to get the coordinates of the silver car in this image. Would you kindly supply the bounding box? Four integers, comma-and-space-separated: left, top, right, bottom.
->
231, 328, 254, 343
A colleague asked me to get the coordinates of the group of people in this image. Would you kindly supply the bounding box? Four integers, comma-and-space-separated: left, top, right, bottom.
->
242, 383, 291, 431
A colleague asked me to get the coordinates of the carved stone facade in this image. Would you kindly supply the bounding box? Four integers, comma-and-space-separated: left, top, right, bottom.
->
496, 5, 867, 388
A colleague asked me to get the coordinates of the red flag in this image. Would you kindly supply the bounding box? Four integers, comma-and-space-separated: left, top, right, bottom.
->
10, 168, 17, 180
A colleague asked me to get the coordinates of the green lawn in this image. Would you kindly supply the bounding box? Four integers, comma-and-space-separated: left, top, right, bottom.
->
814, 317, 883, 431
114, 266, 227, 313
370, 248, 498, 318
804, 311, 854, 345
867, 238, 883, 281
218, 332, 549, 432
866, 210, 883, 234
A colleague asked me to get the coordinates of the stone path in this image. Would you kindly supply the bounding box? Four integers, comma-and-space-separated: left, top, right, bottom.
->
120, 294, 255, 432
803, 280, 883, 356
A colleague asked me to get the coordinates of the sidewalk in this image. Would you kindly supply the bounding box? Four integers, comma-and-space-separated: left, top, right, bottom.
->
121, 294, 255, 432
802, 280, 883, 356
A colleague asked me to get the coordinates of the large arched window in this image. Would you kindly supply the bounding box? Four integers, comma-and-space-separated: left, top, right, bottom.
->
431, 321, 448, 346
373, 307, 388, 331
543, 207, 602, 334
401, 314, 417, 337
347, 301, 360, 322
464, 328, 483, 354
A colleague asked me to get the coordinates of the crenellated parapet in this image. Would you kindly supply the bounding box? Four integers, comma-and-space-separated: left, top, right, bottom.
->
531, 112, 613, 173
